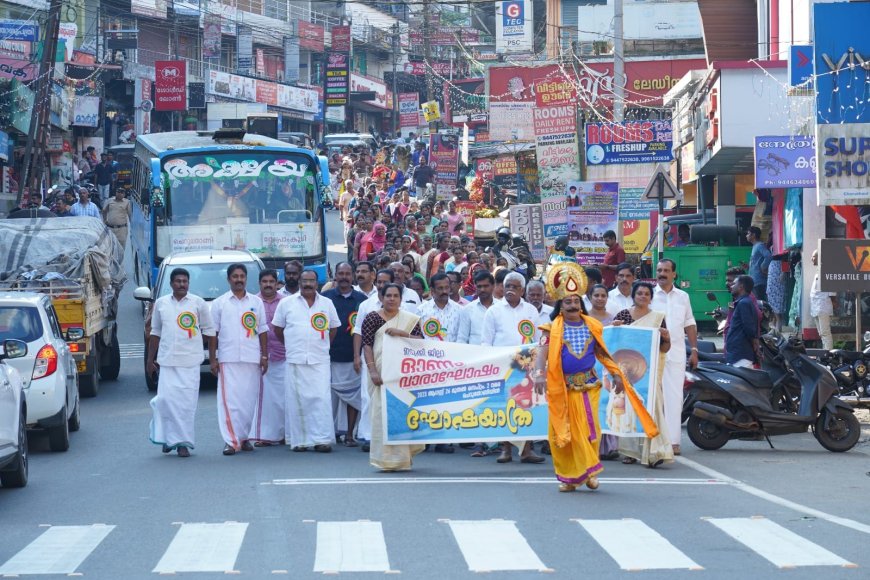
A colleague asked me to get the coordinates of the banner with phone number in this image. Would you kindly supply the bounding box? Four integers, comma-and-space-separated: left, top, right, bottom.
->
381, 336, 548, 444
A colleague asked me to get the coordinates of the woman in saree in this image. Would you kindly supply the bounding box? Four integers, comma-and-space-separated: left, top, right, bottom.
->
361, 283, 426, 471
611, 280, 674, 468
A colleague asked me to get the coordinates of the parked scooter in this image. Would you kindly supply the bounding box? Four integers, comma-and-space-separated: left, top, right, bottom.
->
819, 331, 870, 409
682, 335, 861, 452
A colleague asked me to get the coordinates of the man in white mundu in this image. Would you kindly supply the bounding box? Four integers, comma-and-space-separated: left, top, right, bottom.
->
481, 272, 545, 465
208, 263, 269, 456
273, 270, 340, 452
147, 268, 214, 457
250, 269, 287, 445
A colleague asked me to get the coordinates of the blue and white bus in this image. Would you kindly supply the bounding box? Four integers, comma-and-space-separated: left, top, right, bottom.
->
129, 130, 331, 287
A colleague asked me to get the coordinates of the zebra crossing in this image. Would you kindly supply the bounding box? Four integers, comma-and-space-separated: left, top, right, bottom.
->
119, 343, 145, 359
0, 516, 859, 576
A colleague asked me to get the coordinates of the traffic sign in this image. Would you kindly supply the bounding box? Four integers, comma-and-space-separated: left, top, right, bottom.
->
642, 164, 680, 201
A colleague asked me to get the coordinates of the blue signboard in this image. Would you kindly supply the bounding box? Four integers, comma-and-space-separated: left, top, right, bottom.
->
502, 1, 525, 30
0, 20, 39, 42
0, 131, 9, 163
585, 120, 673, 165
754, 136, 816, 189
814, 2, 870, 124
789, 45, 813, 88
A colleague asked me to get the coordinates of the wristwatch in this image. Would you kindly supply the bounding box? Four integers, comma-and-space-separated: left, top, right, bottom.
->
691, 347, 699, 352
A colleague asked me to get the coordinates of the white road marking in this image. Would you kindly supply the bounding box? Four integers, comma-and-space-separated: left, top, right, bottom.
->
707, 517, 854, 568
575, 519, 702, 571
313, 521, 392, 573
120, 344, 145, 359
677, 456, 870, 535
0, 524, 115, 575
153, 522, 248, 573
267, 476, 727, 486
447, 520, 548, 572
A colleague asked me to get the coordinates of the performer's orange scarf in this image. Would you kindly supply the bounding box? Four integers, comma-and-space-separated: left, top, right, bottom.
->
544, 314, 659, 448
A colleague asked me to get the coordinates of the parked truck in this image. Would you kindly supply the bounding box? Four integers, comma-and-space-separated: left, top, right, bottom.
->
0, 217, 125, 397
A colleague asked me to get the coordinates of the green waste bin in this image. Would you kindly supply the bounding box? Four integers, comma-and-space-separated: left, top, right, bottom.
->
662, 246, 751, 322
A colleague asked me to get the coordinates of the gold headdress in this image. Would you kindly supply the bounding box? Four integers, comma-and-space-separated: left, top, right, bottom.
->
545, 261, 588, 301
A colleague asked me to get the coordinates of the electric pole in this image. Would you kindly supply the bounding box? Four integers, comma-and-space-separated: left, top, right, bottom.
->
391, 22, 399, 136
422, 0, 434, 131
613, 0, 624, 122
18, 0, 63, 204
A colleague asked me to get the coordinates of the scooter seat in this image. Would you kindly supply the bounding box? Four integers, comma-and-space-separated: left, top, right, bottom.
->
829, 349, 864, 362
702, 363, 774, 389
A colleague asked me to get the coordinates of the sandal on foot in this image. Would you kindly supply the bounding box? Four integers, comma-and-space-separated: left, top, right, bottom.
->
559, 483, 577, 492
622, 456, 638, 464
586, 476, 600, 490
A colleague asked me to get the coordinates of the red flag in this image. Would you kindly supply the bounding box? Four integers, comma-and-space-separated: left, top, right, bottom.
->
831, 206, 866, 239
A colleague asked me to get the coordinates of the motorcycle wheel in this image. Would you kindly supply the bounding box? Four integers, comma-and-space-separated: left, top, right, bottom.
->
686, 408, 730, 451
814, 408, 861, 452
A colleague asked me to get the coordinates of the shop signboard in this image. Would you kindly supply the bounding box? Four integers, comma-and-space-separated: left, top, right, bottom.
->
509, 204, 547, 262
188, 82, 205, 109
202, 14, 221, 58
399, 92, 420, 130
813, 2, 870, 205
0, 56, 36, 81
72, 96, 100, 127
154, 60, 186, 111
298, 21, 325, 52
283, 36, 299, 82
331, 25, 351, 53
566, 181, 619, 265
495, 0, 533, 54
429, 133, 460, 201
618, 187, 656, 254
350, 73, 392, 110
489, 102, 534, 141
277, 84, 318, 114
404, 61, 453, 76
324, 52, 349, 106
585, 120, 674, 166
492, 154, 517, 193
789, 45, 813, 89
0, 20, 38, 42
819, 239, 870, 292
132, 0, 167, 20
255, 80, 278, 106
753, 136, 816, 188
237, 24, 253, 72
444, 78, 486, 126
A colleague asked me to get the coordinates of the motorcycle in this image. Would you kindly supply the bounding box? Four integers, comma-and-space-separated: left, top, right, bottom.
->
682, 335, 861, 452
819, 331, 870, 409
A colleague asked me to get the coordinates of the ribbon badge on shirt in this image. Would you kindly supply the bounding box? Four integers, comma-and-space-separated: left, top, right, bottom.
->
176, 311, 197, 339
310, 313, 329, 339
422, 318, 445, 340
241, 311, 257, 338
518, 319, 535, 344
347, 311, 358, 334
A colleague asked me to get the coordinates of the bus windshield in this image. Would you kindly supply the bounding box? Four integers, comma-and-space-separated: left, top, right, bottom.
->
154, 151, 323, 261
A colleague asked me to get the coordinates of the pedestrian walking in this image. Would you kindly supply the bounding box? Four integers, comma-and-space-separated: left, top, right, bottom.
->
535, 262, 658, 492
102, 188, 132, 251
651, 259, 698, 455
70, 188, 101, 218
249, 270, 287, 446
208, 263, 269, 456
146, 268, 215, 457
810, 250, 837, 350
323, 262, 368, 447
272, 270, 340, 452
94, 153, 114, 203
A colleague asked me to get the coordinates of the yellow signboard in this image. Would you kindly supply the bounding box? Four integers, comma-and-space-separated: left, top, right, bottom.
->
621, 218, 649, 254
422, 100, 441, 122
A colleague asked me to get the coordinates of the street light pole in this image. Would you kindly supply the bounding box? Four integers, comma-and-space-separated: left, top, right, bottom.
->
391, 22, 399, 136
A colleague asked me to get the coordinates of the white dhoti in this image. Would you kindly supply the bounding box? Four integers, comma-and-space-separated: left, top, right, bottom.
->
661, 359, 686, 445
357, 360, 372, 441
250, 361, 286, 444
331, 362, 361, 435
217, 362, 260, 449
285, 361, 334, 447
149, 365, 200, 450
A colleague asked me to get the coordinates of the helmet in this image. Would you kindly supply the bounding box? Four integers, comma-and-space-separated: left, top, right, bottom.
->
510, 234, 528, 249
554, 235, 569, 250
496, 227, 511, 242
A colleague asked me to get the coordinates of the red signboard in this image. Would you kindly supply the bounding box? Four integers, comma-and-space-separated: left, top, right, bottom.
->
299, 21, 325, 52
534, 78, 575, 107
404, 61, 453, 76
331, 25, 351, 53
488, 59, 706, 111
399, 93, 419, 129
256, 80, 278, 106
0, 56, 36, 81
154, 60, 186, 111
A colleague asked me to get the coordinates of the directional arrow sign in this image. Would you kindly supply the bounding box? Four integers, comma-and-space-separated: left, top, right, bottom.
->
642, 164, 680, 201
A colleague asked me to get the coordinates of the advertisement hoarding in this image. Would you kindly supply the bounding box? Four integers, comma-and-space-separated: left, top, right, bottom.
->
430, 133, 460, 201
324, 52, 350, 106
202, 14, 222, 58
566, 181, 619, 265
331, 25, 352, 52
298, 21, 325, 52
399, 92, 420, 130
154, 60, 186, 111
819, 238, 870, 292
495, 0, 533, 54
585, 121, 674, 165
754, 136, 816, 189
510, 204, 547, 262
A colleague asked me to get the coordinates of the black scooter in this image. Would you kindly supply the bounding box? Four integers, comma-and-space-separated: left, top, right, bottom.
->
682, 336, 861, 452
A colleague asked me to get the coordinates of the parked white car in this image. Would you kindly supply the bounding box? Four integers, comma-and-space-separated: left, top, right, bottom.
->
0, 293, 80, 452
0, 339, 28, 487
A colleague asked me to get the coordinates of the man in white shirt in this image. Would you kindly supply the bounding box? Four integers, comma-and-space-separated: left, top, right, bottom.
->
353, 261, 377, 298
249, 270, 287, 446
146, 268, 215, 457
481, 272, 544, 464
608, 263, 635, 315
458, 271, 495, 345
525, 280, 554, 327
810, 250, 837, 350
279, 260, 302, 296
651, 259, 698, 455
352, 269, 396, 450
419, 273, 463, 343
208, 264, 269, 455
390, 261, 421, 314
273, 270, 340, 452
